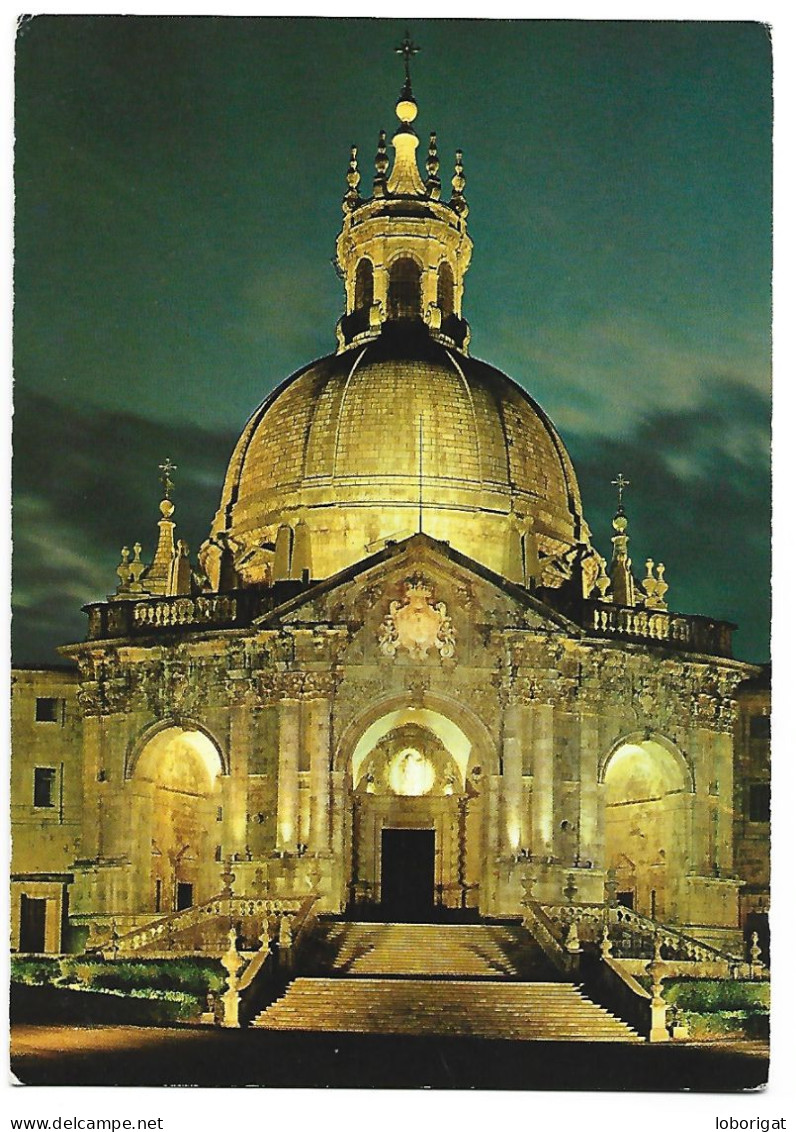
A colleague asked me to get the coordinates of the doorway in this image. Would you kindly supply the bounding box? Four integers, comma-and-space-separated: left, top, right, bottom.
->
381, 828, 435, 922
176, 882, 194, 911
19, 894, 47, 952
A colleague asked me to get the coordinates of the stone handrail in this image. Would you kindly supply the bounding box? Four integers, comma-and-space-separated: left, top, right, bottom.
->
521, 898, 577, 974
607, 905, 742, 965
83, 582, 306, 641
101, 893, 305, 957
536, 902, 743, 968
582, 600, 734, 658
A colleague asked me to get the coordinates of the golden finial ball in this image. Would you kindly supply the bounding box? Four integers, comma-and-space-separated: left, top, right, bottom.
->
160, 499, 175, 518
396, 97, 418, 124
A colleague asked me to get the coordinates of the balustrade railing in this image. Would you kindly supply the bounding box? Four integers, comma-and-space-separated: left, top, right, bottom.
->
83, 583, 307, 641
582, 600, 734, 658
535, 902, 742, 965
102, 892, 305, 957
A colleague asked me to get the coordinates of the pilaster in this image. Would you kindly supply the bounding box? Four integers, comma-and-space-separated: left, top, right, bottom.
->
276, 699, 300, 851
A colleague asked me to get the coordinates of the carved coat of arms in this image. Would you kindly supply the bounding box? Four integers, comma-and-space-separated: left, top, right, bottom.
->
378, 575, 456, 660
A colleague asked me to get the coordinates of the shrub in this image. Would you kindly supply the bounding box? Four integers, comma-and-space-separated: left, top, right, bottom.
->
662, 979, 769, 1013
13, 956, 225, 1004
680, 1010, 770, 1041
10, 957, 61, 985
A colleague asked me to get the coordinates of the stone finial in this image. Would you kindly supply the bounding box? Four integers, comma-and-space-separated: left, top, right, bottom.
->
374, 129, 389, 197
642, 557, 669, 611
425, 131, 441, 199
220, 928, 245, 1028
564, 919, 581, 954
116, 546, 133, 594
594, 558, 611, 601
655, 563, 669, 607
220, 861, 236, 897
129, 542, 147, 592
451, 149, 468, 216
600, 924, 613, 960
609, 504, 636, 606
646, 937, 669, 1041
343, 144, 361, 212
278, 914, 293, 950
749, 930, 764, 976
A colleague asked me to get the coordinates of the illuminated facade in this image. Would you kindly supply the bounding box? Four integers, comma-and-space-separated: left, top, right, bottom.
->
11, 62, 768, 962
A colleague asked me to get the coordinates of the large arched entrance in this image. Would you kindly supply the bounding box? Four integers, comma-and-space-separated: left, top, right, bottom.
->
344, 707, 485, 920
129, 726, 224, 915
602, 736, 692, 922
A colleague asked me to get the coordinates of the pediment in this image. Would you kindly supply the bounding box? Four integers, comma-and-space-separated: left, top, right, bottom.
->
255, 534, 580, 653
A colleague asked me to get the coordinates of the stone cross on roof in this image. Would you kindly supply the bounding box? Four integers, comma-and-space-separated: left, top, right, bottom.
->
395, 31, 420, 84
611, 472, 630, 512
159, 458, 177, 500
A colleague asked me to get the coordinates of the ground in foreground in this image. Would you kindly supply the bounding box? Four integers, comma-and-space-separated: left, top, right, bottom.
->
10, 1024, 770, 1091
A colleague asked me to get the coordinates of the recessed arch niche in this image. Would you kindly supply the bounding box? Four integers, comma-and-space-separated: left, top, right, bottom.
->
129, 727, 224, 915
346, 707, 484, 917
603, 737, 691, 923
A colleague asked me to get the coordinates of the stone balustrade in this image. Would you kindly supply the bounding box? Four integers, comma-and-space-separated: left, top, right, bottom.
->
104, 893, 305, 958
582, 601, 734, 658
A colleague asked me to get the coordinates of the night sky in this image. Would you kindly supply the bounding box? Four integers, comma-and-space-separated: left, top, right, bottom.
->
12, 16, 772, 664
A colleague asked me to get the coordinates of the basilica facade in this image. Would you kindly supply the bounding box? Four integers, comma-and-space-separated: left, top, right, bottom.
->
11, 63, 769, 961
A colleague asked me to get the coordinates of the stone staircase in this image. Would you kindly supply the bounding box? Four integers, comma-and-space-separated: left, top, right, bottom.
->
252, 978, 641, 1040
316, 921, 536, 978
251, 921, 640, 1041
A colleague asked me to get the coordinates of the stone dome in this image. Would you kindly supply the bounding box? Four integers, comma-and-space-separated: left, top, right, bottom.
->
206, 327, 589, 587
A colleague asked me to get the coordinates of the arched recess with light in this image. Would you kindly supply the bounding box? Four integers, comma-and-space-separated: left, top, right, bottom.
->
127, 725, 224, 916
601, 734, 693, 923
335, 699, 495, 919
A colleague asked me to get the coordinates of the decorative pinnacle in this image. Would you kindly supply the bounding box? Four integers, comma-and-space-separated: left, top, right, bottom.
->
451, 150, 468, 216
426, 131, 441, 198
611, 472, 630, 513
159, 458, 177, 501
343, 144, 361, 211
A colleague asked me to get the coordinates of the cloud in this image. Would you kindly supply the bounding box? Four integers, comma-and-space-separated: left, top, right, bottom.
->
12, 390, 238, 664
565, 379, 770, 662
489, 309, 770, 438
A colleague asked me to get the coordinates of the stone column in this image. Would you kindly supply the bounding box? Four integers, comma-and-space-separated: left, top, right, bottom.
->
711, 730, 733, 872
502, 702, 523, 855
578, 712, 601, 865
690, 727, 714, 875
330, 769, 346, 909
226, 704, 251, 860
308, 697, 332, 852
482, 774, 500, 913
81, 716, 104, 859
276, 699, 300, 851
531, 703, 555, 858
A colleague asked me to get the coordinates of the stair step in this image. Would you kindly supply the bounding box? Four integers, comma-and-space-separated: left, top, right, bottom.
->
253, 977, 641, 1042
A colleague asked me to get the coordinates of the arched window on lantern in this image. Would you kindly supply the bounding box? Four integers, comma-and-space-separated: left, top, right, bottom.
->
387, 257, 422, 320
355, 258, 374, 311
437, 261, 454, 319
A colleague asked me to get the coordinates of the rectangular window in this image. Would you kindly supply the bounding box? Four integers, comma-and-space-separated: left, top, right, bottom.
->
33, 767, 57, 808
35, 697, 61, 723
749, 714, 770, 740
749, 782, 771, 823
